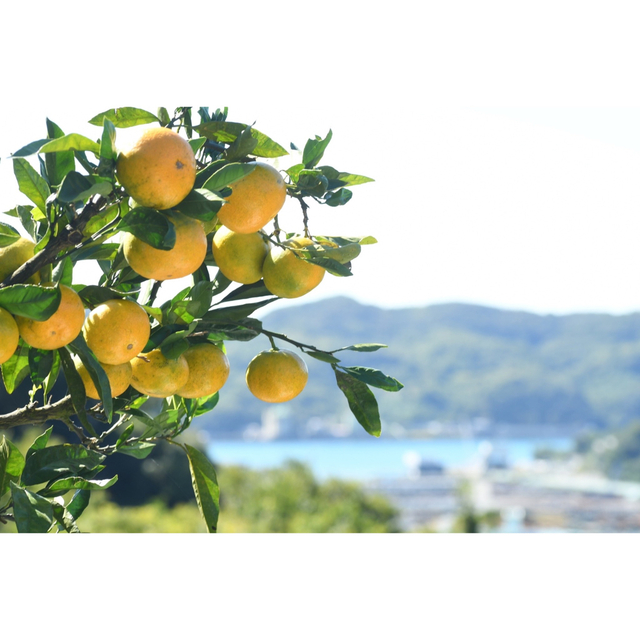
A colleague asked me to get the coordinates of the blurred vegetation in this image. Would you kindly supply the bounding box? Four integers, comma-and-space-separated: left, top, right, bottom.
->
217, 461, 399, 533
0, 428, 400, 532
208, 297, 640, 435
577, 421, 640, 483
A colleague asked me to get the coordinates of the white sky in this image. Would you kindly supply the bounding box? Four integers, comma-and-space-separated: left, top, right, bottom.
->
2, 3, 640, 316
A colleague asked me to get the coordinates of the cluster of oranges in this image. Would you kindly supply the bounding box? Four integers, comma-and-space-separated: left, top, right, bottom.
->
117, 128, 325, 300
0, 126, 325, 405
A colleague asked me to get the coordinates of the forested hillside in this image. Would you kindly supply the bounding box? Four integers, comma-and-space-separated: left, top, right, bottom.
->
207, 297, 640, 435
4, 296, 640, 435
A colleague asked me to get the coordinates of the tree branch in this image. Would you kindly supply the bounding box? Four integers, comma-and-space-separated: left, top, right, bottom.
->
0, 395, 74, 430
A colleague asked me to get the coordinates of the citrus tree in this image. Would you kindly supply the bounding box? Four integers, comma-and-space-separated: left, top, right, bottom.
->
0, 106, 403, 533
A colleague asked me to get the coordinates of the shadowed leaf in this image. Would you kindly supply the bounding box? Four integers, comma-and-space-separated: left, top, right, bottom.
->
184, 444, 219, 533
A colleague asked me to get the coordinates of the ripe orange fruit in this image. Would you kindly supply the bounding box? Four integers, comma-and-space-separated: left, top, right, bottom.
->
217, 162, 286, 234
211, 225, 269, 284
245, 349, 308, 403
15, 284, 85, 350
262, 237, 325, 298
74, 357, 132, 400
0, 308, 19, 365
82, 298, 150, 365
176, 343, 230, 399
129, 348, 189, 398
116, 127, 196, 210
123, 213, 207, 281
0, 237, 40, 284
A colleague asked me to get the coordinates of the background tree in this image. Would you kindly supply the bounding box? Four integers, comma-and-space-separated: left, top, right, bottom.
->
0, 106, 402, 533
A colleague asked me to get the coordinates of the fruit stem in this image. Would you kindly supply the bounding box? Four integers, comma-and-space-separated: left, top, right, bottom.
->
297, 197, 311, 238
268, 335, 279, 351
273, 214, 282, 242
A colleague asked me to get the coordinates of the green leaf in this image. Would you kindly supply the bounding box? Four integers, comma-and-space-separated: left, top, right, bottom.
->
325, 188, 353, 207
58, 347, 95, 435
52, 256, 74, 286
204, 322, 262, 342
43, 475, 118, 494
115, 424, 135, 448
339, 366, 404, 392
66, 489, 91, 521
204, 298, 277, 322
118, 208, 176, 250
40, 133, 100, 156
15, 205, 39, 241
303, 350, 341, 364
1, 437, 25, 498
303, 130, 332, 168
224, 125, 259, 161
156, 322, 197, 358
13, 158, 50, 212
0, 222, 21, 248
163, 281, 217, 325
67, 334, 113, 422
0, 284, 61, 320
285, 163, 304, 181
10, 138, 49, 157
43, 351, 61, 398
312, 242, 362, 264
21, 444, 105, 486
11, 483, 55, 533
317, 165, 374, 188
28, 348, 54, 387
100, 119, 117, 161
192, 392, 219, 416
51, 502, 81, 533
184, 444, 219, 533
44, 118, 77, 187
71, 242, 120, 263
117, 441, 156, 459
296, 169, 329, 196
174, 188, 224, 221
160, 336, 191, 360
97, 119, 117, 177
201, 162, 256, 193
294, 250, 353, 277
58, 171, 112, 203
314, 235, 377, 247
188, 137, 207, 154
1, 341, 30, 394
194, 159, 227, 189
89, 107, 159, 128
219, 281, 272, 304
334, 343, 388, 353
334, 369, 382, 437
197, 122, 288, 158
157, 107, 171, 126
145, 323, 185, 351
75, 284, 124, 307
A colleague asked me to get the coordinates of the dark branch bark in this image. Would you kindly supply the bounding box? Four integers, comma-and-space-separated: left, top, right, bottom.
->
0, 395, 74, 430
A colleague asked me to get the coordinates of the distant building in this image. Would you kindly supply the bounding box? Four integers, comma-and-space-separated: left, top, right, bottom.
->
403, 451, 445, 477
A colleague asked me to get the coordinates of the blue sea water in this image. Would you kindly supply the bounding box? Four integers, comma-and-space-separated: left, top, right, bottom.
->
207, 436, 573, 481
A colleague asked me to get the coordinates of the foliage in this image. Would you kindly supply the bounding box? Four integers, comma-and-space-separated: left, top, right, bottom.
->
0, 107, 402, 533
0, 459, 399, 533
580, 421, 640, 482
216, 461, 399, 533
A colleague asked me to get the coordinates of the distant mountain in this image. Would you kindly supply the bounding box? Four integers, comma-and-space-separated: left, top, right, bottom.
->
201, 297, 640, 436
